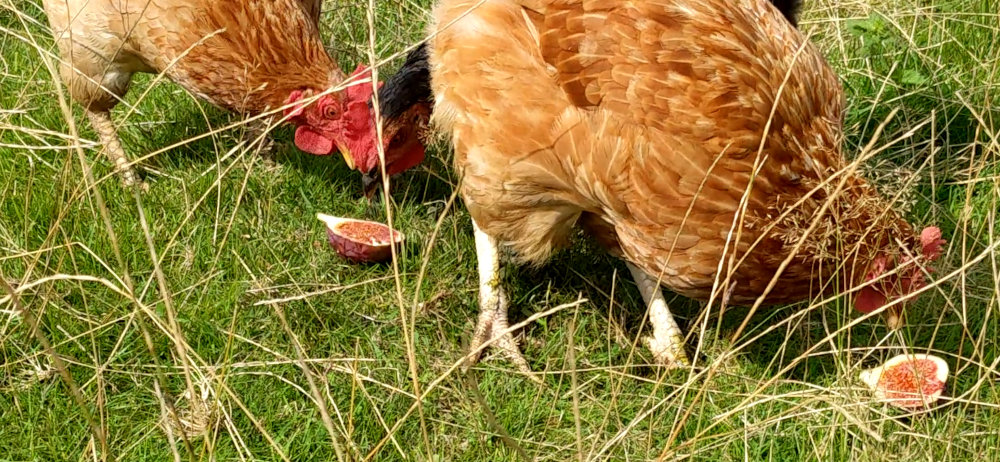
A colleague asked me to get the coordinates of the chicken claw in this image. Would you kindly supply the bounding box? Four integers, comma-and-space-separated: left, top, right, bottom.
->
645, 334, 690, 368
466, 293, 534, 375
464, 221, 541, 383
627, 263, 690, 368
244, 117, 276, 160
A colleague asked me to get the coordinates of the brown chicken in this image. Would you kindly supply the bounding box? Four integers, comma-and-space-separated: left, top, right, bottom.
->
43, 0, 378, 188
348, 0, 945, 373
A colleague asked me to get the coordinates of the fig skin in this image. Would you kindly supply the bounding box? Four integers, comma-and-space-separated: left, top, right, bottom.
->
317, 213, 404, 263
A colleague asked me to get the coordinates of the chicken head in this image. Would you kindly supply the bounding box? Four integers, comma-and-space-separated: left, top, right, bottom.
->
285, 65, 381, 169
855, 226, 946, 328
344, 45, 433, 198
356, 103, 429, 198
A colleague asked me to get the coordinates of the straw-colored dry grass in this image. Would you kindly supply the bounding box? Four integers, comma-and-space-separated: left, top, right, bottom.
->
1, 0, 998, 460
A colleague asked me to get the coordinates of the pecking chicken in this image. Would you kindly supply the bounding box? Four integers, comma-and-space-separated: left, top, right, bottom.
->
346, 0, 945, 373
43, 0, 379, 188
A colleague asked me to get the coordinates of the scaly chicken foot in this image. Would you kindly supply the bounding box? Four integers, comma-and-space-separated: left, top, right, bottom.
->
626, 263, 690, 368
243, 117, 276, 161
464, 221, 541, 382
86, 109, 146, 190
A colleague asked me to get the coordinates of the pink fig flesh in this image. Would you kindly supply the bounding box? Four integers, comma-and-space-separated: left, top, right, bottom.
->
318, 213, 403, 263
878, 359, 945, 409
861, 354, 948, 409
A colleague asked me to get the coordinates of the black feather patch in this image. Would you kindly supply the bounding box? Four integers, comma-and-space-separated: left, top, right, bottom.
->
375, 42, 433, 120
769, 0, 802, 27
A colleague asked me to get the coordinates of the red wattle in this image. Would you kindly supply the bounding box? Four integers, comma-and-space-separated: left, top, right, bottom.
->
294, 126, 335, 155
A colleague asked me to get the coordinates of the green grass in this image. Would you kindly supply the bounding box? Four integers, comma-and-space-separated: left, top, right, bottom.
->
1, 0, 999, 460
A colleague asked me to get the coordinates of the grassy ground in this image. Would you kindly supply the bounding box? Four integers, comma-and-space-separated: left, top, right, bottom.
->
1, 0, 998, 460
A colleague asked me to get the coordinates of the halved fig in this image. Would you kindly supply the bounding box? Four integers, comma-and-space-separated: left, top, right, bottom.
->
860, 353, 949, 409
317, 213, 404, 263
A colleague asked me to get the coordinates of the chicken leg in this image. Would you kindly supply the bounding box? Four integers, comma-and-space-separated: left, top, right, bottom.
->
626, 263, 690, 368
86, 109, 145, 190
242, 117, 277, 160
464, 220, 537, 378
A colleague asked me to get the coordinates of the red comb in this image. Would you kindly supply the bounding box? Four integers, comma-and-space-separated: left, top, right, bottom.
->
920, 227, 945, 261
284, 90, 306, 118
344, 64, 383, 103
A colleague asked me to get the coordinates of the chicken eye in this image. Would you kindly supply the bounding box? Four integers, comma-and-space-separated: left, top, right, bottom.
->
323, 105, 338, 119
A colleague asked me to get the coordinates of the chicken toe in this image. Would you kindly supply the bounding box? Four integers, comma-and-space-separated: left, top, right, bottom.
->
645, 334, 689, 368
627, 263, 690, 368
466, 300, 535, 377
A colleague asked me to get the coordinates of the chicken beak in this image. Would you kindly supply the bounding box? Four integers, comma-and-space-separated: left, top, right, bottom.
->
338, 144, 356, 170
885, 306, 903, 330
362, 170, 381, 200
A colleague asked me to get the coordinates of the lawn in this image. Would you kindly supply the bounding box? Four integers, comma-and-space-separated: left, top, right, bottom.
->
1, 0, 998, 460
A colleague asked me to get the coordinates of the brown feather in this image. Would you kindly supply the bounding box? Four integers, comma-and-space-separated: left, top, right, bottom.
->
427, 0, 930, 306
44, 0, 341, 114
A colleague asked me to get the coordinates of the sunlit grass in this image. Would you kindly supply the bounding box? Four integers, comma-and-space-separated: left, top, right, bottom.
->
1, 0, 998, 460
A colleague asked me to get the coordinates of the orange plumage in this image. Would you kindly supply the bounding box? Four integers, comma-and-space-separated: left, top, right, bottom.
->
355, 0, 944, 371
43, 0, 370, 187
